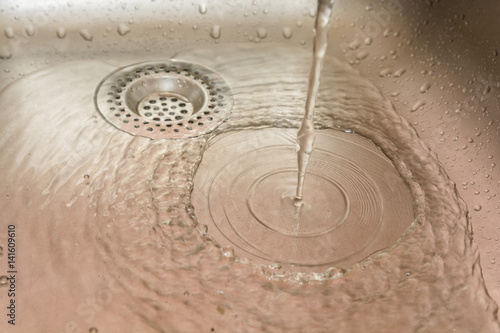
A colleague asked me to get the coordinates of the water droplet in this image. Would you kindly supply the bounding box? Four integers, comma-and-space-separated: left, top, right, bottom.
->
79, 29, 93, 41
210, 24, 221, 39
0, 46, 12, 60
356, 50, 369, 60
379, 68, 392, 77
25, 25, 35, 37
117, 23, 131, 36
197, 224, 208, 236
364, 37, 372, 45
269, 263, 282, 270
365, 4, 374, 11
420, 82, 431, 93
348, 40, 361, 50
222, 246, 234, 258
323, 267, 345, 278
56, 27, 66, 39
198, 2, 207, 14
411, 100, 426, 112
257, 27, 267, 39
481, 85, 491, 96
394, 68, 406, 77
89, 328, 98, 333
4, 27, 14, 39
473, 205, 482, 211
282, 27, 292, 39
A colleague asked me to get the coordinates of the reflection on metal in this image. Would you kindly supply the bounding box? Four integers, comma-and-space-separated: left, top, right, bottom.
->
95, 60, 233, 139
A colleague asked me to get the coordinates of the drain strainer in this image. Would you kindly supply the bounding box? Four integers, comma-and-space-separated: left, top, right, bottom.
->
95, 60, 233, 139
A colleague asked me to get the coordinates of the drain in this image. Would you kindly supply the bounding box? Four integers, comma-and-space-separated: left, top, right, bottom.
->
95, 60, 233, 139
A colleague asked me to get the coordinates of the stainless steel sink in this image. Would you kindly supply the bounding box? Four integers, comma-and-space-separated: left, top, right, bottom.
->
1, 0, 499, 332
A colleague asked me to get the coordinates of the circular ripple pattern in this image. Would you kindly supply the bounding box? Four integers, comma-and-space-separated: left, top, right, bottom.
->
95, 60, 233, 139
192, 129, 415, 270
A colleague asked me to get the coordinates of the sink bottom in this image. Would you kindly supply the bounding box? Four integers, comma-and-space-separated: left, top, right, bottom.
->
0, 43, 497, 332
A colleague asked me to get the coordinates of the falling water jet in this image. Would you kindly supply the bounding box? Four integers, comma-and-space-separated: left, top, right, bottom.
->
295, 0, 335, 207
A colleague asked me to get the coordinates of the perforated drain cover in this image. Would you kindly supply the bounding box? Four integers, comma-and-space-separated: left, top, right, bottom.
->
95, 60, 233, 139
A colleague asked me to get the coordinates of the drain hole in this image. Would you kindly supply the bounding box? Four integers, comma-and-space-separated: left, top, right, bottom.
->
96, 60, 233, 139
137, 93, 195, 126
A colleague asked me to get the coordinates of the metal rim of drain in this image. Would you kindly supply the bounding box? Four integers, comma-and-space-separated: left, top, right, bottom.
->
95, 60, 233, 139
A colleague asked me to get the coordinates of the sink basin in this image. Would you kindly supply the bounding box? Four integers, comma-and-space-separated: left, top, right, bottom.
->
0, 0, 499, 332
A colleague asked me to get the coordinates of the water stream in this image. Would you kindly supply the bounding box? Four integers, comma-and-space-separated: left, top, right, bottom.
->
295, 0, 335, 207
